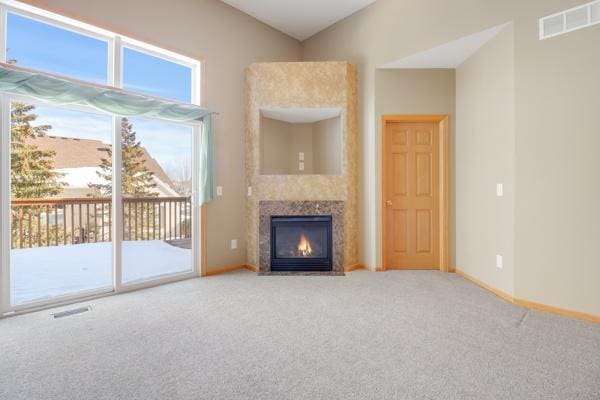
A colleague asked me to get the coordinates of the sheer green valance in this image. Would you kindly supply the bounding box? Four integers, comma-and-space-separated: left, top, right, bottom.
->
0, 63, 217, 204
0, 64, 211, 123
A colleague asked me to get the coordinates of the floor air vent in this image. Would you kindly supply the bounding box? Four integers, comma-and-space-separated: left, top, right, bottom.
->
52, 306, 91, 319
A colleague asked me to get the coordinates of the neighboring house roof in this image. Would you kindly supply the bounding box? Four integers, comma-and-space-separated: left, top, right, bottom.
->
25, 135, 177, 193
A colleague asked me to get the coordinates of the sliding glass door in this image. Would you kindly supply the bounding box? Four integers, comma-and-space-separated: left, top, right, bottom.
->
0, 2, 202, 314
9, 102, 114, 306
1, 99, 200, 311
120, 117, 194, 284
118, 43, 197, 286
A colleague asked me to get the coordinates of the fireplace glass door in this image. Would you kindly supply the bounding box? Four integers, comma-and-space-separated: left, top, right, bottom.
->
270, 216, 332, 272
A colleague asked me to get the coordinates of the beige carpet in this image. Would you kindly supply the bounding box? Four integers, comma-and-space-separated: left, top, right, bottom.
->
0, 270, 599, 400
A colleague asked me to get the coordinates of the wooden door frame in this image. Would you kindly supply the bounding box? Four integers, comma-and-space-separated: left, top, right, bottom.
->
381, 115, 450, 272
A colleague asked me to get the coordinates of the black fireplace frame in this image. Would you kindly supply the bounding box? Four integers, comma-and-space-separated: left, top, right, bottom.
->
270, 215, 333, 272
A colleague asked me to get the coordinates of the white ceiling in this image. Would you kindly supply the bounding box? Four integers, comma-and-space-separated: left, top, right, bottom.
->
260, 107, 342, 123
380, 23, 508, 69
220, 0, 377, 41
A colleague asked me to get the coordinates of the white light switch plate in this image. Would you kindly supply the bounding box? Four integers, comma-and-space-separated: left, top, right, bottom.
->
216, 186, 223, 196
299, 162, 305, 171
496, 254, 503, 269
247, 186, 252, 197
496, 183, 503, 197
299, 152, 304, 161
231, 239, 237, 250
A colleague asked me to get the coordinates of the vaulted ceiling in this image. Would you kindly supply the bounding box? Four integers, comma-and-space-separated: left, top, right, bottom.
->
219, 0, 376, 41
380, 24, 508, 69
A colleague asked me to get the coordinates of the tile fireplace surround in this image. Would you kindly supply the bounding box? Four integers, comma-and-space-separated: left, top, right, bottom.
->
259, 201, 344, 275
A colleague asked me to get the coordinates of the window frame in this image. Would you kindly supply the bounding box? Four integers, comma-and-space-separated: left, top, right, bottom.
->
0, 0, 201, 105
0, 0, 203, 316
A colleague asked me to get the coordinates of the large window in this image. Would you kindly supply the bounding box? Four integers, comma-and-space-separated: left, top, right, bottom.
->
2, 4, 200, 102
0, 1, 202, 313
123, 47, 192, 102
6, 12, 109, 83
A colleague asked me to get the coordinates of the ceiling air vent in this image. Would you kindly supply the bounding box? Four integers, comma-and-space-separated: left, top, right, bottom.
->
540, 1, 600, 39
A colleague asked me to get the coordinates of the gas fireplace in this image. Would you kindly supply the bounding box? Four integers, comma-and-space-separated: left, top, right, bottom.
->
270, 216, 333, 272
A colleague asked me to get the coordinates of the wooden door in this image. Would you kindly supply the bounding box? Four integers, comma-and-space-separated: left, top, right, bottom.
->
384, 122, 440, 269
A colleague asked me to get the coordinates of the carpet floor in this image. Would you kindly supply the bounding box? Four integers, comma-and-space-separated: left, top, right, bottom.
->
0, 270, 599, 400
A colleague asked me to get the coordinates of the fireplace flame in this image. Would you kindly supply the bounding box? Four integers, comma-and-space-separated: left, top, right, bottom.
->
297, 234, 312, 257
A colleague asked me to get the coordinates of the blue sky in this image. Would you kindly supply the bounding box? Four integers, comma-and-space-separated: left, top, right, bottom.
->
7, 12, 193, 175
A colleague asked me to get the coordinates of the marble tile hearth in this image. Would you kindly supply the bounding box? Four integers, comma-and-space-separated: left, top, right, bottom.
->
259, 200, 345, 275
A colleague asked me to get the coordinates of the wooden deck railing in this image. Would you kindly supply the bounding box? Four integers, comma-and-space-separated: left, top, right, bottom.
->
10, 196, 191, 249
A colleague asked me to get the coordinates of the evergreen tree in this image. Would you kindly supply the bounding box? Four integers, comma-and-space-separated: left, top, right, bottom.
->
10, 102, 65, 198
8, 58, 67, 249
89, 118, 157, 197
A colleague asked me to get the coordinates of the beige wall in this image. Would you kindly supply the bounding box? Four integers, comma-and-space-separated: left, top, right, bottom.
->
260, 117, 293, 175
289, 124, 314, 174
25, 0, 302, 272
261, 117, 315, 175
304, 0, 600, 316
514, 2, 600, 315
260, 116, 342, 175
455, 25, 516, 296
313, 117, 342, 175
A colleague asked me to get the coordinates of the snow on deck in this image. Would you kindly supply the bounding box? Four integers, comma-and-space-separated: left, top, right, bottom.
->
11, 240, 192, 305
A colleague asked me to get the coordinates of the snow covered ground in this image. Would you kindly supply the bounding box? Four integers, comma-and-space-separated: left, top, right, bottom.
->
10, 240, 192, 305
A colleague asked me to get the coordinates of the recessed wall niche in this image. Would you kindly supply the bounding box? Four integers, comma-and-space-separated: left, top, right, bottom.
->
260, 107, 342, 175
